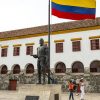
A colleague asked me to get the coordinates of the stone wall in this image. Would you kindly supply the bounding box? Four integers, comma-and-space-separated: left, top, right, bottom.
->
0, 69, 100, 93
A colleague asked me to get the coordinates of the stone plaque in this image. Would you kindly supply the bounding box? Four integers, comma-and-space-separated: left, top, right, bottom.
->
54, 94, 59, 100
25, 96, 39, 100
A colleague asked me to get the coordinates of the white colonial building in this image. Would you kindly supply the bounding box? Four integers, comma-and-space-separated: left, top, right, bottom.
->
0, 17, 100, 75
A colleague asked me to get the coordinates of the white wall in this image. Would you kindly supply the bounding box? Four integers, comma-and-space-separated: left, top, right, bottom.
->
0, 29, 100, 70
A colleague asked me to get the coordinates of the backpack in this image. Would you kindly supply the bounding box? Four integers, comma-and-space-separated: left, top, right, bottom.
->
69, 83, 74, 90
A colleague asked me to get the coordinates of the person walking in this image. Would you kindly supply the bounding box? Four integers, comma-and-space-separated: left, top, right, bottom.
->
76, 79, 81, 96
80, 78, 85, 100
68, 80, 74, 100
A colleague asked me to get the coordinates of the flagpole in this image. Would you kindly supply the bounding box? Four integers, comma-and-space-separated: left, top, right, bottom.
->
48, 0, 51, 84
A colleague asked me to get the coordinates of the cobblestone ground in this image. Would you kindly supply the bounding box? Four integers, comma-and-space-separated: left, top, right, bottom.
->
0, 90, 100, 100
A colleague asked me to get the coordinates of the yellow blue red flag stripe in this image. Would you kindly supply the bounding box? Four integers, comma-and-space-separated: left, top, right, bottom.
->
52, 0, 96, 20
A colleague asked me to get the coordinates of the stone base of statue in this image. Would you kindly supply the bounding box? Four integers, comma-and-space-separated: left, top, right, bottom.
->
18, 84, 61, 100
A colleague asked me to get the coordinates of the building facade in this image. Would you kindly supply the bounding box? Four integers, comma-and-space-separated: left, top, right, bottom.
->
0, 18, 100, 92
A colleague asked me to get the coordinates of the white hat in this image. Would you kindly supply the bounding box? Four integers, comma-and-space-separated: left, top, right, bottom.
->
81, 78, 84, 80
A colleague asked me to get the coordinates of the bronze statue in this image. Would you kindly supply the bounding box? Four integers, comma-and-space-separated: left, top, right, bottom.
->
32, 38, 48, 84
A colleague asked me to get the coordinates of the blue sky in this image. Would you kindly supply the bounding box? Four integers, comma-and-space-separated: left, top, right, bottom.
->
0, 0, 99, 32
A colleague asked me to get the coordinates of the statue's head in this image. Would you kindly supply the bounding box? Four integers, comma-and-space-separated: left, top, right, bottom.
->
39, 38, 44, 46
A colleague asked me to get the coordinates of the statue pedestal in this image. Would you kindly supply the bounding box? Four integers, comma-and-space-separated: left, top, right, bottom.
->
18, 84, 61, 100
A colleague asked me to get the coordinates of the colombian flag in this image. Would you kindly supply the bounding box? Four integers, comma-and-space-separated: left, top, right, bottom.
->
52, 0, 96, 20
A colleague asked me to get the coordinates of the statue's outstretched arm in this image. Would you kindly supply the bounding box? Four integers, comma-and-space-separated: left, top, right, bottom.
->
31, 54, 38, 58
30, 48, 38, 58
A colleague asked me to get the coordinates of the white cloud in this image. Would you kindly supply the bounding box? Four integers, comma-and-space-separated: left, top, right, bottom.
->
0, 0, 99, 32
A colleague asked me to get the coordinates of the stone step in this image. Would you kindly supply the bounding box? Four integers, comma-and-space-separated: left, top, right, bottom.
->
18, 84, 61, 91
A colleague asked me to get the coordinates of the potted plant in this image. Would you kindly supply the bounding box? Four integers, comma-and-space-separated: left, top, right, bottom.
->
8, 75, 18, 90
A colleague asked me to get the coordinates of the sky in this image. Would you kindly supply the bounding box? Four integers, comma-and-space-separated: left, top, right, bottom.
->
0, 0, 100, 32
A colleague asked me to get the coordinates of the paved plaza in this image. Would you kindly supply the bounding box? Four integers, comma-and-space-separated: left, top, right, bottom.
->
0, 91, 100, 100
61, 93, 100, 100
0, 84, 100, 100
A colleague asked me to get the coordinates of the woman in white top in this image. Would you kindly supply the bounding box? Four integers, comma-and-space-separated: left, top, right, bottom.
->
80, 78, 85, 100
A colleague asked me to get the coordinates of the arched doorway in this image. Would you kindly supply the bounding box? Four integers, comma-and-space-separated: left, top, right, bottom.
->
12, 64, 20, 74
0, 65, 8, 74
26, 63, 34, 74
90, 60, 100, 72
55, 62, 66, 73
72, 61, 84, 73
